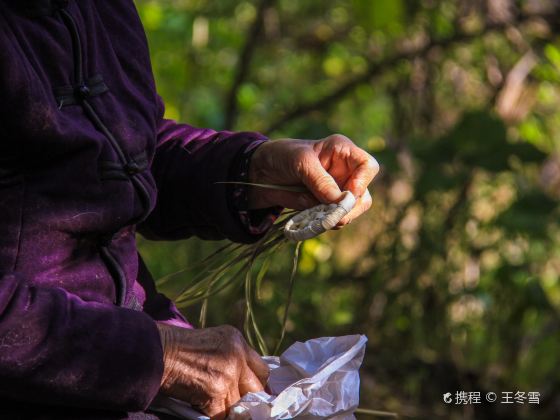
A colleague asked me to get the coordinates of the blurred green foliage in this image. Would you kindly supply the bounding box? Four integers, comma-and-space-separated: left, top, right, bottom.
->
136, 0, 560, 418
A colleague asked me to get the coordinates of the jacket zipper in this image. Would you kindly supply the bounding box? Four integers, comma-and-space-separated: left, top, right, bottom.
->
59, 7, 151, 307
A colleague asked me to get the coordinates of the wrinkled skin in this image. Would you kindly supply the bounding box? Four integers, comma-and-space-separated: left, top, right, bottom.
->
158, 135, 378, 419
157, 324, 269, 419
249, 134, 380, 226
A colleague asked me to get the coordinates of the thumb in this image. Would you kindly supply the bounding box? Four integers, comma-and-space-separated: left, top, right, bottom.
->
301, 157, 342, 204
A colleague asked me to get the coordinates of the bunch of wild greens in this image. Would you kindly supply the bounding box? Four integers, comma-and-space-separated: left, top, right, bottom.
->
158, 210, 300, 356
158, 184, 355, 355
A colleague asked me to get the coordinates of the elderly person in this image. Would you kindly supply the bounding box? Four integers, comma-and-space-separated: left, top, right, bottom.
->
0, 0, 378, 419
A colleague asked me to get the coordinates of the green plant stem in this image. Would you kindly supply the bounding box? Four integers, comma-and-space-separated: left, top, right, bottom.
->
162, 208, 305, 355
355, 408, 398, 418
273, 240, 301, 355
215, 181, 308, 193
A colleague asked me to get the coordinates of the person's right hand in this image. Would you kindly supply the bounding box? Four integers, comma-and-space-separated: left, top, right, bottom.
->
156, 323, 269, 419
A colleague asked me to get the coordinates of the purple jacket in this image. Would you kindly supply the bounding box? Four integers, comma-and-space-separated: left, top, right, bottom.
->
0, 0, 270, 417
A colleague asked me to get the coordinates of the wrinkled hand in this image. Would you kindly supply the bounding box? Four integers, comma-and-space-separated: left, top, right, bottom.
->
156, 323, 269, 420
249, 134, 379, 226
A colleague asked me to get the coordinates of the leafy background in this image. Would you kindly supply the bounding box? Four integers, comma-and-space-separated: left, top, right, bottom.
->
135, 0, 560, 418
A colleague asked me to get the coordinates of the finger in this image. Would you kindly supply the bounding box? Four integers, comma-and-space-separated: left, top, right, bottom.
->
300, 155, 343, 204
338, 189, 372, 225
243, 344, 270, 387
338, 189, 373, 226
239, 364, 266, 396
344, 153, 379, 198
202, 400, 227, 420
318, 138, 353, 187
225, 387, 241, 414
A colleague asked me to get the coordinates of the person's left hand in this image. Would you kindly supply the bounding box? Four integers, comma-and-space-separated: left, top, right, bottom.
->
248, 134, 379, 226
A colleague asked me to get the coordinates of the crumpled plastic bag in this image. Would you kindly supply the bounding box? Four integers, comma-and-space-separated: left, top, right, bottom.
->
229, 335, 367, 420
152, 335, 367, 420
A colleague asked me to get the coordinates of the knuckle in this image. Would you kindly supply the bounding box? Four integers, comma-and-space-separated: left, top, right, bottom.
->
327, 133, 352, 144
218, 324, 241, 338
208, 379, 229, 398
216, 325, 245, 352
209, 367, 239, 396
333, 142, 351, 160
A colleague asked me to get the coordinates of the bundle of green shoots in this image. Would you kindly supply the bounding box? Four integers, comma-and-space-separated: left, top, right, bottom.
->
157, 185, 400, 417
158, 184, 356, 356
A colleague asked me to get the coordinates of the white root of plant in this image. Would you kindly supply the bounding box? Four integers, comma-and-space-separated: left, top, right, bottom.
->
283, 191, 356, 241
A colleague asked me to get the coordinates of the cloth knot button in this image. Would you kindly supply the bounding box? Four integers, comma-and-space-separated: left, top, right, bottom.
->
124, 162, 141, 175
76, 84, 91, 100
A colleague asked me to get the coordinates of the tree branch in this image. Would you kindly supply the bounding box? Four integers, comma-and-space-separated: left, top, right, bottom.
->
263, 10, 559, 135
224, 0, 275, 130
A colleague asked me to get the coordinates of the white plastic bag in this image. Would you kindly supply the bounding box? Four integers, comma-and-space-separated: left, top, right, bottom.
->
152, 335, 367, 420
229, 335, 367, 420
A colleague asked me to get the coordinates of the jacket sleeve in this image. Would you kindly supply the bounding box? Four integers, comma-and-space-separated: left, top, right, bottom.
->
137, 97, 274, 244
137, 253, 193, 329
0, 272, 164, 411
